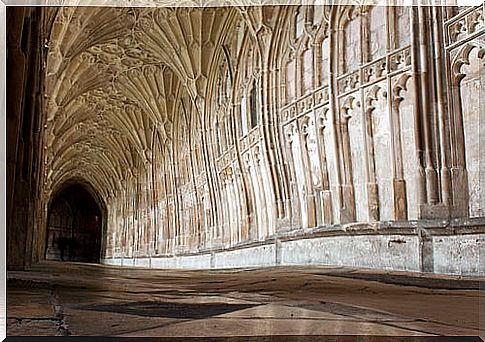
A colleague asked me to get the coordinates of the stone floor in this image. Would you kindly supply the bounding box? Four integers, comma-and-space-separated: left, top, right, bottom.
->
6, 261, 485, 338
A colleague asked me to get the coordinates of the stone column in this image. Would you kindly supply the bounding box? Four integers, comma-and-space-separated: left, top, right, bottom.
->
390, 75, 411, 220
410, 6, 427, 214
432, 5, 452, 211
363, 87, 380, 222
418, 6, 440, 210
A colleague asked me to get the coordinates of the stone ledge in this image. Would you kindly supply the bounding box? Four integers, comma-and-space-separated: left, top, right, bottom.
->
107, 218, 485, 260
102, 219, 485, 276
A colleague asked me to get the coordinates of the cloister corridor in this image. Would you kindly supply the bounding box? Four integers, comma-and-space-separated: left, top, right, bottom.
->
5, 3, 485, 340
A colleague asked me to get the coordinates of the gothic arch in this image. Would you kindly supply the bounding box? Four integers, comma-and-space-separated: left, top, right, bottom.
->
45, 178, 108, 262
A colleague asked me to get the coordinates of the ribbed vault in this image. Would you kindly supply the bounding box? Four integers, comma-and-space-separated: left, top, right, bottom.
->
42, 6, 241, 203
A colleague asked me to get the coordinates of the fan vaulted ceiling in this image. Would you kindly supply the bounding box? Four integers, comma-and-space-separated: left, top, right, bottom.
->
42, 6, 247, 200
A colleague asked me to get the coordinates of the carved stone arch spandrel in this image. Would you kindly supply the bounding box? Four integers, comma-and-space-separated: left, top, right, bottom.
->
341, 95, 359, 122
392, 73, 413, 106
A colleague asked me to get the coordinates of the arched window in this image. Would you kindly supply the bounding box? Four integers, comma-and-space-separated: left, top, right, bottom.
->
368, 6, 387, 61
302, 47, 313, 93
286, 57, 296, 103
321, 38, 330, 86
344, 8, 362, 73
395, 6, 410, 48
250, 79, 258, 129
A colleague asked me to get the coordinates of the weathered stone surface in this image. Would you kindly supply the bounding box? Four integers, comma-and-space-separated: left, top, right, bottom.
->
6, 262, 484, 337
280, 235, 420, 271
433, 234, 484, 276
102, 226, 485, 275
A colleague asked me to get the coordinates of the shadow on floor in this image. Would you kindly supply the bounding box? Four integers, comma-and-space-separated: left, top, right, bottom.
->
80, 301, 256, 319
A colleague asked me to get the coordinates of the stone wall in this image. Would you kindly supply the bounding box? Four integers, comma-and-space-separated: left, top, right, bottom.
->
102, 219, 484, 276
6, 7, 43, 269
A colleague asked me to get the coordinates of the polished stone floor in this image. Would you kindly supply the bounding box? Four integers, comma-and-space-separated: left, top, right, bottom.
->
6, 262, 484, 338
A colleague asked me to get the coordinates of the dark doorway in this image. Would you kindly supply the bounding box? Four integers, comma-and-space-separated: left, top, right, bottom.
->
45, 184, 102, 262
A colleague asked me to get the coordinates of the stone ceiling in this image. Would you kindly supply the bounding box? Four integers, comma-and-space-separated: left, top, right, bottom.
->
42, 6, 245, 200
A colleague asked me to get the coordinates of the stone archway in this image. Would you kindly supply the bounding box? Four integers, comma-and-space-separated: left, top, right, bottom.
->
45, 184, 103, 263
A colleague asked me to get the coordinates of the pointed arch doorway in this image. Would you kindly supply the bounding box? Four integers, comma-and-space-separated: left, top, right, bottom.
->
45, 183, 103, 263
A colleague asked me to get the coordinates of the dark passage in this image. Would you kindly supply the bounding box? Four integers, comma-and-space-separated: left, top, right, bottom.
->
45, 184, 102, 262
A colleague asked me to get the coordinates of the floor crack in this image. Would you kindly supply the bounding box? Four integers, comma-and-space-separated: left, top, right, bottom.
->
48, 286, 71, 336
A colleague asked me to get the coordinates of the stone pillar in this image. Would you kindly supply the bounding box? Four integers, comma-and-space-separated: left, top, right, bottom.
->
363, 88, 380, 222
432, 5, 452, 211
390, 78, 410, 220
410, 6, 428, 215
